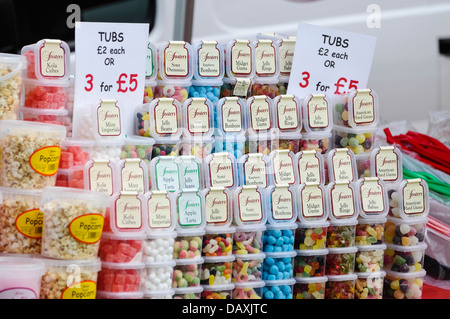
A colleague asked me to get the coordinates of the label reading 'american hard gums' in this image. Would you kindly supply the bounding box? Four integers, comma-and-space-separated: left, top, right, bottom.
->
375, 146, 398, 181
402, 179, 425, 215
147, 192, 172, 229
352, 89, 375, 125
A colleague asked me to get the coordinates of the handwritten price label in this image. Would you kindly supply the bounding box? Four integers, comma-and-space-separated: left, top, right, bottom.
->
288, 23, 376, 99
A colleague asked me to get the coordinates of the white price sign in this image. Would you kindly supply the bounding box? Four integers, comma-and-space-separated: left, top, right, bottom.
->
72, 21, 149, 139
288, 23, 376, 99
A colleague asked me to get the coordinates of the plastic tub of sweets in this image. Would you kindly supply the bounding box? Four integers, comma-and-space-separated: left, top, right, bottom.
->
325, 246, 358, 276
92, 138, 124, 162
172, 258, 204, 288
19, 107, 71, 128
0, 120, 66, 189
0, 53, 26, 120
59, 138, 94, 169
142, 289, 174, 299
0, 256, 45, 299
293, 276, 328, 299
383, 269, 426, 299
97, 291, 143, 299
299, 131, 331, 155
294, 249, 328, 278
55, 166, 85, 188
263, 222, 297, 253
201, 283, 234, 299
355, 271, 385, 299
232, 253, 265, 283
143, 231, 176, 263
326, 219, 358, 248
384, 242, 427, 273
141, 260, 175, 293
295, 220, 329, 250
332, 124, 377, 154
202, 226, 235, 257
325, 274, 357, 299
355, 152, 371, 179
173, 229, 205, 260
212, 135, 246, 160
233, 224, 266, 255
384, 216, 428, 246
247, 133, 278, 155
98, 231, 146, 264
173, 286, 203, 299
97, 261, 144, 293
200, 255, 234, 285
355, 217, 386, 246
263, 278, 295, 299
179, 136, 214, 158
23, 77, 70, 110
40, 257, 102, 299
232, 280, 265, 299
355, 243, 386, 273
39, 186, 110, 260
151, 137, 181, 159
0, 187, 43, 255
333, 89, 379, 128
262, 251, 296, 281
277, 132, 301, 153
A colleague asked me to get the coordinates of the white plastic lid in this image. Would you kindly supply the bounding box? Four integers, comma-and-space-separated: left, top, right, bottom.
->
327, 148, 358, 183
202, 187, 234, 228
296, 220, 330, 229
204, 152, 238, 189
302, 93, 333, 133
173, 286, 203, 295
143, 260, 176, 268
143, 289, 175, 299
174, 189, 206, 231
0, 119, 67, 139
246, 95, 276, 136
174, 257, 204, 266
0, 256, 45, 277
266, 184, 298, 224
295, 248, 329, 256
326, 273, 357, 282
62, 137, 96, 149
326, 180, 359, 222
181, 97, 214, 138
158, 41, 193, 83
357, 216, 388, 225
40, 256, 102, 272
356, 270, 386, 279
0, 52, 27, 76
386, 215, 428, 226
108, 191, 146, 234
204, 225, 236, 235
370, 146, 403, 184
384, 269, 426, 279
148, 98, 183, 139
237, 153, 272, 188
295, 183, 328, 223
263, 278, 296, 286
385, 242, 427, 253
101, 231, 147, 241
295, 150, 326, 185
295, 275, 328, 284
327, 246, 358, 255
356, 243, 386, 252
233, 252, 266, 261
201, 283, 235, 292
202, 255, 235, 264
97, 291, 144, 299
123, 135, 156, 147
252, 39, 280, 83
225, 39, 255, 80
192, 40, 225, 83
233, 280, 265, 289
40, 186, 110, 208
396, 179, 430, 219
233, 185, 267, 227
101, 261, 145, 270
214, 97, 247, 137
355, 177, 389, 219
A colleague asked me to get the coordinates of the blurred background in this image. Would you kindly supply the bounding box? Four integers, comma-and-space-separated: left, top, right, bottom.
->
1, 0, 450, 131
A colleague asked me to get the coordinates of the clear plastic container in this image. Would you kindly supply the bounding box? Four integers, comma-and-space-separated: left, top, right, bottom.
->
237, 153, 272, 188
384, 242, 427, 273
0, 187, 43, 254
213, 96, 247, 137
108, 191, 146, 234
149, 156, 180, 192
383, 269, 426, 299
325, 274, 357, 299
173, 286, 203, 299
116, 159, 149, 194
59, 138, 94, 169
173, 189, 206, 231
143, 190, 177, 234
266, 185, 298, 225
0, 120, 67, 189
232, 253, 265, 283
97, 261, 144, 293
99, 231, 146, 264
19, 107, 71, 135
212, 134, 245, 161
263, 222, 297, 253
247, 132, 278, 155
232, 280, 265, 299
179, 136, 214, 158
299, 131, 331, 155
189, 80, 222, 104
0, 256, 45, 299
121, 136, 154, 189
172, 257, 204, 288
202, 225, 235, 257
204, 152, 238, 189
294, 249, 328, 278
142, 289, 174, 299
355, 177, 389, 219
23, 77, 70, 110
332, 124, 377, 154
356, 217, 387, 246
250, 83, 281, 98
143, 231, 176, 263
182, 97, 214, 138
246, 95, 276, 136
326, 219, 358, 248
302, 93, 333, 133
56, 166, 85, 188
355, 271, 385, 299
278, 132, 302, 154
293, 276, 327, 299
91, 138, 124, 163
295, 150, 326, 185
145, 98, 183, 139
384, 215, 428, 246
370, 145, 403, 184
201, 283, 234, 299
355, 151, 371, 179
252, 39, 280, 85
39, 186, 110, 260
233, 185, 267, 227
97, 291, 144, 299
296, 183, 327, 223
355, 243, 386, 273
262, 251, 296, 281
152, 137, 181, 159
0, 53, 26, 120
277, 37, 296, 83
173, 230, 205, 260
326, 180, 359, 221
333, 89, 379, 128
262, 278, 295, 299
143, 42, 157, 104
233, 224, 266, 255
268, 149, 298, 186
200, 256, 234, 285
40, 257, 102, 299
325, 246, 357, 275
295, 220, 329, 250
143, 79, 157, 104
141, 260, 175, 293
327, 148, 358, 183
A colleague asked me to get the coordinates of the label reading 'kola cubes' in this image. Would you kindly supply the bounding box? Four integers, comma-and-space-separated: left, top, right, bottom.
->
114, 193, 143, 230
39, 39, 66, 78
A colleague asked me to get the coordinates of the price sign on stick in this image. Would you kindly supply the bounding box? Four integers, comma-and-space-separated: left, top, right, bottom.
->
72, 21, 149, 139
287, 23, 376, 99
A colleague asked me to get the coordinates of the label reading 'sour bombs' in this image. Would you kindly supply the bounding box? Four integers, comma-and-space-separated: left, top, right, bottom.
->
15, 209, 44, 239
29, 146, 61, 176
147, 191, 172, 229
69, 214, 104, 244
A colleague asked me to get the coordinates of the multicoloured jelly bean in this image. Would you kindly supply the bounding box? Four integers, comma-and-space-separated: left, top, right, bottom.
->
202, 233, 233, 257
200, 258, 233, 285
356, 218, 385, 246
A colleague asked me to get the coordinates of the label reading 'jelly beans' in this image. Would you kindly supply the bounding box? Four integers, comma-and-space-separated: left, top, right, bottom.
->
273, 150, 296, 185
250, 96, 271, 132
147, 191, 173, 229
231, 40, 252, 77
301, 184, 325, 219
87, 161, 114, 196
155, 158, 180, 191
29, 146, 61, 176
307, 94, 329, 129
271, 186, 294, 221
238, 187, 263, 223
244, 154, 268, 187
208, 154, 235, 188
205, 188, 229, 224
221, 97, 243, 133
114, 193, 143, 230
276, 95, 299, 131
97, 99, 121, 137
164, 41, 189, 77
15, 209, 44, 239
359, 178, 385, 214
352, 89, 375, 125
120, 159, 145, 193
154, 99, 179, 135
332, 149, 354, 182
402, 179, 425, 215
330, 181, 355, 218
181, 158, 201, 190
375, 146, 399, 182
61, 281, 97, 299
298, 151, 321, 184
255, 39, 277, 77
69, 214, 104, 244
177, 191, 203, 227
198, 41, 221, 78
187, 98, 210, 134
279, 38, 295, 77
39, 39, 66, 78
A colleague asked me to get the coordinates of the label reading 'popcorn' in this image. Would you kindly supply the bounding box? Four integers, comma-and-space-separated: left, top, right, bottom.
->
61, 281, 97, 299
29, 146, 61, 176
69, 213, 104, 244
15, 209, 44, 239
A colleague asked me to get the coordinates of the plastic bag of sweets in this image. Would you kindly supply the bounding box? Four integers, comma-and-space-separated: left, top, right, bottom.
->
0, 53, 26, 120
250, 39, 280, 98
0, 120, 66, 189
333, 88, 379, 128
156, 41, 193, 103
221, 39, 255, 99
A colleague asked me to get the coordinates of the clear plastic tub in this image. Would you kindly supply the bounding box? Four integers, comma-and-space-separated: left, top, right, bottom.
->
384, 216, 428, 246
332, 124, 377, 154
325, 273, 357, 299
262, 251, 296, 281
39, 186, 110, 260
173, 230, 205, 260
296, 183, 327, 223
384, 242, 427, 273
294, 249, 328, 278
121, 136, 155, 189
263, 223, 297, 253
232, 280, 265, 299
250, 83, 281, 98
97, 261, 144, 293
299, 131, 331, 155
149, 156, 180, 192
97, 291, 143, 299
92, 138, 124, 162
233, 224, 266, 255
99, 231, 146, 264
141, 260, 175, 293
293, 276, 327, 299
247, 133, 278, 155
200, 256, 234, 285
155, 80, 190, 103
202, 226, 235, 257
0, 187, 43, 254
355, 244, 386, 273
327, 148, 358, 183
355, 151, 371, 179
388, 179, 430, 219
143, 79, 157, 104
23, 77, 70, 110
370, 145, 403, 184
189, 81, 222, 104
143, 231, 176, 263
232, 253, 265, 283
179, 136, 214, 158
56, 166, 85, 188
173, 286, 202, 299
325, 246, 357, 275
295, 150, 326, 185
0, 256, 45, 299
40, 257, 101, 299
246, 95, 275, 136
172, 258, 204, 288
262, 278, 295, 299
326, 219, 358, 248
302, 93, 333, 133
355, 271, 385, 299
142, 289, 174, 299
0, 120, 67, 189
152, 137, 181, 159
204, 152, 238, 189
201, 283, 234, 299
0, 53, 26, 120
19, 107, 71, 134
295, 220, 329, 250
333, 89, 379, 128
355, 177, 389, 219
356, 217, 387, 246
59, 138, 94, 169
278, 132, 301, 154
237, 153, 271, 188
383, 269, 426, 299
212, 134, 245, 160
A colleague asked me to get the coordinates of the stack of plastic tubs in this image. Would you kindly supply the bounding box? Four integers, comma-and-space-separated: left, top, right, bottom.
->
272, 94, 303, 154
249, 38, 280, 98
0, 53, 26, 120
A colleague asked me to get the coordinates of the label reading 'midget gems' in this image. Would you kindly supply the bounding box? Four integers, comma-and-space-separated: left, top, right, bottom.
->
301, 184, 324, 219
